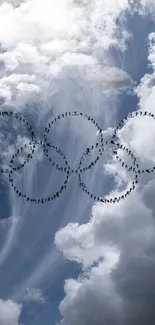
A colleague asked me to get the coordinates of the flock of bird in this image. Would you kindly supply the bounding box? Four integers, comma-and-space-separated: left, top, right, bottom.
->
0, 109, 154, 204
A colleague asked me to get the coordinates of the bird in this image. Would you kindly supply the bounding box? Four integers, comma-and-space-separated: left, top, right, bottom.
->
73, 111, 78, 115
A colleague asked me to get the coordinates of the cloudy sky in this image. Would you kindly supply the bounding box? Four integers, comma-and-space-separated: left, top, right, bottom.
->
0, 0, 155, 324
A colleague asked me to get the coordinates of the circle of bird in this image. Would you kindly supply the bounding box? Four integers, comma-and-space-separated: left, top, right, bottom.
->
0, 110, 154, 204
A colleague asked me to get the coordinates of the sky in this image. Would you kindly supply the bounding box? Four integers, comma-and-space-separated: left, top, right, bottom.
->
0, 0, 155, 324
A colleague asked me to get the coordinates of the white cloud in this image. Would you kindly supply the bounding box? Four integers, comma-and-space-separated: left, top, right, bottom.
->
55, 22, 155, 324
0, 216, 18, 230
24, 287, 46, 304
59, 261, 124, 325
0, 0, 132, 109
0, 299, 22, 325
129, 0, 155, 17
1, 1, 154, 325
56, 141, 155, 325
0, 0, 135, 297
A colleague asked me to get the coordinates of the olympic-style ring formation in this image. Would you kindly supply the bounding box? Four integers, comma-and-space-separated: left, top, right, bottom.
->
0, 110, 154, 204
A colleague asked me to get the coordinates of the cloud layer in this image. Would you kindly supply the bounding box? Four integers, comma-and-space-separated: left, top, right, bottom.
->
55, 7, 155, 324
1, 1, 155, 325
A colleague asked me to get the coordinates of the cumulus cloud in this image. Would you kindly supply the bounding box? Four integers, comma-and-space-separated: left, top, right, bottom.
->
55, 184, 155, 324
56, 114, 155, 325
1, 1, 155, 325
0, 0, 133, 110
59, 262, 124, 325
55, 12, 155, 323
0, 299, 22, 325
0, 0, 134, 287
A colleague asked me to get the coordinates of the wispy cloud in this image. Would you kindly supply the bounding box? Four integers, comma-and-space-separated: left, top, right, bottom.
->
24, 287, 46, 304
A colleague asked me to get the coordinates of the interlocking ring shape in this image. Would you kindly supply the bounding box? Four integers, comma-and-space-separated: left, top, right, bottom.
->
0, 110, 155, 204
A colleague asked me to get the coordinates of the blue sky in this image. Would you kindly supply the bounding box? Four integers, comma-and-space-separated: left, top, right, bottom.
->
1, 1, 155, 325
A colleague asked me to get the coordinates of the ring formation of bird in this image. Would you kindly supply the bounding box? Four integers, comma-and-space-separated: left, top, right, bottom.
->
0, 110, 154, 204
